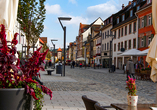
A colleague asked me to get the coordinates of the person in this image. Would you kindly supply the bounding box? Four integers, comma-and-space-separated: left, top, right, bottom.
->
126, 58, 135, 80
72, 60, 75, 68
49, 60, 52, 68
80, 62, 82, 68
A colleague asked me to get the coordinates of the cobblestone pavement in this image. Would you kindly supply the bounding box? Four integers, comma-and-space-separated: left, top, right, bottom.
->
43, 66, 156, 103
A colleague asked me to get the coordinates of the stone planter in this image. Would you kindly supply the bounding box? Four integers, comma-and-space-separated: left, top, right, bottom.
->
127, 95, 138, 106
0, 88, 33, 110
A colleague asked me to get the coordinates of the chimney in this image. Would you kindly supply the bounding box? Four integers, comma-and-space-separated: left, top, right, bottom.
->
128, 1, 132, 5
122, 4, 124, 9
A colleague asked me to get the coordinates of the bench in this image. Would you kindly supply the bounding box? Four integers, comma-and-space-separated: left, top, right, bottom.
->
46, 69, 54, 75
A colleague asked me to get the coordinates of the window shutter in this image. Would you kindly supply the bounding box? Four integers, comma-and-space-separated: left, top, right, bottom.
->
138, 37, 140, 48
144, 16, 147, 27
144, 36, 146, 47
151, 13, 152, 25
151, 34, 154, 40
138, 18, 140, 29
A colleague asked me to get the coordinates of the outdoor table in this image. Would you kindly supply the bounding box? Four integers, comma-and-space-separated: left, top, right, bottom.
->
111, 103, 157, 110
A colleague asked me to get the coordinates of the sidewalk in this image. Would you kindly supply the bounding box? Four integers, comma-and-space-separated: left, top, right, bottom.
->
40, 70, 122, 110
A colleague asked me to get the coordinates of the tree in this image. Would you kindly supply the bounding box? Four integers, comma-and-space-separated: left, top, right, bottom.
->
17, 0, 46, 57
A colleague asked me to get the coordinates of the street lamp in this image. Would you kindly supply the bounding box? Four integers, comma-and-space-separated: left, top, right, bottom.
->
58, 17, 72, 76
51, 39, 58, 69
105, 34, 115, 73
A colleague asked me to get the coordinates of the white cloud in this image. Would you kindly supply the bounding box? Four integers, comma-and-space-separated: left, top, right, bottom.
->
69, 0, 77, 4
86, 0, 118, 20
45, 4, 62, 15
61, 16, 89, 26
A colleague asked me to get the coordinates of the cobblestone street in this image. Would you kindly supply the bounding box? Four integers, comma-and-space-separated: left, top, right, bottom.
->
42, 66, 156, 110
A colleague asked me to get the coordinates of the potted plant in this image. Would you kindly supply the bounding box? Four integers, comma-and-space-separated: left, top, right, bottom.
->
126, 76, 138, 106
0, 24, 52, 110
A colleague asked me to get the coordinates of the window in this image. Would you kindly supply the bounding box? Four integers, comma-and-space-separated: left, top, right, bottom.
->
110, 17, 112, 23
105, 32, 106, 39
141, 37, 144, 47
133, 2, 136, 6
117, 17, 119, 24
133, 39, 136, 48
148, 15, 151, 25
147, 0, 151, 4
141, 18, 144, 27
107, 19, 109, 24
118, 29, 120, 38
137, 6, 140, 11
114, 30, 116, 39
125, 41, 127, 50
122, 14, 125, 21
107, 43, 109, 50
102, 33, 104, 40
121, 27, 123, 36
125, 26, 127, 35
114, 44, 116, 51
121, 42, 123, 48
102, 44, 104, 51
105, 43, 106, 50
129, 40, 131, 49
104, 21, 106, 25
130, 10, 133, 17
134, 22, 136, 32
129, 24, 132, 34
107, 30, 109, 37
148, 36, 151, 45
118, 43, 120, 51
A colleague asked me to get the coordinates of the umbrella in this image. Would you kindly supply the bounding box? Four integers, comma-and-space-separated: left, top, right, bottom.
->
146, 0, 157, 104
137, 49, 149, 56
119, 49, 141, 56
0, 0, 19, 41
76, 57, 85, 61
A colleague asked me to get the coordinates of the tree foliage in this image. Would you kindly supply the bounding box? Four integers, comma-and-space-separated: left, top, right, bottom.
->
17, 0, 46, 55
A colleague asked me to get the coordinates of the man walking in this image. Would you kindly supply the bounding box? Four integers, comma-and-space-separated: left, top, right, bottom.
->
72, 60, 75, 68
126, 58, 135, 80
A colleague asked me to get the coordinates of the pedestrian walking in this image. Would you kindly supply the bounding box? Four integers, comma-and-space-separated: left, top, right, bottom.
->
72, 60, 75, 68
126, 58, 135, 80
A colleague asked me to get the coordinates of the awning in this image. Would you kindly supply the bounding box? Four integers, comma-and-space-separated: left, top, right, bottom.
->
119, 49, 141, 56
76, 57, 85, 61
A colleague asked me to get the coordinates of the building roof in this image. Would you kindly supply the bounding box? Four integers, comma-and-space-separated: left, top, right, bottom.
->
39, 38, 44, 44
57, 48, 62, 52
40, 37, 47, 43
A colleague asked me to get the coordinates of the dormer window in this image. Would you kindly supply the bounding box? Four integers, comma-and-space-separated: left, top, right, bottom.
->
107, 19, 109, 24
147, 0, 151, 4
122, 14, 125, 21
137, 6, 140, 11
117, 17, 119, 24
130, 10, 133, 17
104, 21, 106, 25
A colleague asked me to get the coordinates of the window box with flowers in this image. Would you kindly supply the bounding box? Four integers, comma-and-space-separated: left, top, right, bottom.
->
126, 76, 138, 106
0, 24, 52, 110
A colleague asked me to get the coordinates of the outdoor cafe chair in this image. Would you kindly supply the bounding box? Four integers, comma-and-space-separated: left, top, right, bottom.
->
82, 95, 113, 110
94, 102, 107, 110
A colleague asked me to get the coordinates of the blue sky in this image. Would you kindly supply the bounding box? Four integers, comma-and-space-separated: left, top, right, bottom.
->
41, 0, 131, 48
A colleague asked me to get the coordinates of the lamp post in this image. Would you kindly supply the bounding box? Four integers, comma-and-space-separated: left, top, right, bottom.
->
105, 34, 115, 73
58, 17, 72, 76
51, 39, 58, 69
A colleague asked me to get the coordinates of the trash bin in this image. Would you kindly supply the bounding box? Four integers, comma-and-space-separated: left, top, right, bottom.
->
56, 65, 62, 74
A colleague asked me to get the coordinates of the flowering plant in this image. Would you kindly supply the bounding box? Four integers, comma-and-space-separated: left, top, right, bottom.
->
126, 76, 137, 96
0, 24, 52, 109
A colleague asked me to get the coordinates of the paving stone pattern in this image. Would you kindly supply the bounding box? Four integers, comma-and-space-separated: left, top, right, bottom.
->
41, 66, 156, 110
